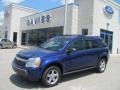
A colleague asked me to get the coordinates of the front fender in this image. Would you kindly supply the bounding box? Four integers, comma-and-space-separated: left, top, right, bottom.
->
40, 57, 63, 73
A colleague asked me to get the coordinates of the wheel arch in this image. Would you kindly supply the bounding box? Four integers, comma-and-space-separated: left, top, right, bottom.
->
100, 56, 108, 63
43, 62, 63, 75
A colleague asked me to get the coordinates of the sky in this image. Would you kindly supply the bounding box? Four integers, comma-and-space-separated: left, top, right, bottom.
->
0, 0, 120, 25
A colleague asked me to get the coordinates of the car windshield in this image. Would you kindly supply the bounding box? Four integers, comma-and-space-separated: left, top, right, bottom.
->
40, 37, 69, 51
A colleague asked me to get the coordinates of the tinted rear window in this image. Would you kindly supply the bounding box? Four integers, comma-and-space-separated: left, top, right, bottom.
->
99, 39, 107, 47
84, 40, 99, 49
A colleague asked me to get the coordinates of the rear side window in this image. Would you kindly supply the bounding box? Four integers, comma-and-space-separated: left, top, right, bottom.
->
99, 39, 107, 47
85, 40, 99, 49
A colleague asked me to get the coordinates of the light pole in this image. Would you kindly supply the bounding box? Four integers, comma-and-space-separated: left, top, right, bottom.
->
64, 0, 68, 34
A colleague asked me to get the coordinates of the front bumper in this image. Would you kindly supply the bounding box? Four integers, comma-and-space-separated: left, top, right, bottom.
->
12, 63, 27, 78
12, 62, 43, 81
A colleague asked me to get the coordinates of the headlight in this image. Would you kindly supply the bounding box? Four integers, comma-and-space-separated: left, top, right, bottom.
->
25, 57, 41, 68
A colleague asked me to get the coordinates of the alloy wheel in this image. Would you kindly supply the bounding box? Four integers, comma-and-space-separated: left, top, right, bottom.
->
99, 60, 106, 72
46, 69, 59, 85
42, 66, 61, 87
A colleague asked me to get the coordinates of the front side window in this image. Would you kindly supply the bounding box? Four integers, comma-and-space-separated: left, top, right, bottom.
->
40, 37, 69, 51
67, 40, 84, 52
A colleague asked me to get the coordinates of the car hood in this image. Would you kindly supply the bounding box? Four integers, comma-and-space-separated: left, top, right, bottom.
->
17, 47, 58, 59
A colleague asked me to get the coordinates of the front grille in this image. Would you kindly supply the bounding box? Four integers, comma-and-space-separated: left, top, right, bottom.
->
15, 60, 26, 66
15, 56, 27, 67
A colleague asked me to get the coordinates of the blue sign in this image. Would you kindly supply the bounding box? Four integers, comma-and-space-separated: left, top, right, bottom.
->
104, 6, 114, 15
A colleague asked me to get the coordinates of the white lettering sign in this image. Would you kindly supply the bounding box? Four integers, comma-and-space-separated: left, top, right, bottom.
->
27, 15, 51, 26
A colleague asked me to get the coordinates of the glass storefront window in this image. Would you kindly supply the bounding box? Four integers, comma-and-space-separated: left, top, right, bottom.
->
21, 26, 63, 46
100, 29, 113, 53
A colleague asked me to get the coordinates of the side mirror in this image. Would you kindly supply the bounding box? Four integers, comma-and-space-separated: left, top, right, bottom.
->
66, 48, 76, 54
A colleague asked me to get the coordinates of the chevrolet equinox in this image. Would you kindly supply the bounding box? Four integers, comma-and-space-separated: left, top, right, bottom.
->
12, 35, 109, 87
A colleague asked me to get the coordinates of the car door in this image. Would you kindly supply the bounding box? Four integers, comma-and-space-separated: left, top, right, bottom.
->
64, 39, 86, 72
81, 39, 99, 67
64, 39, 99, 72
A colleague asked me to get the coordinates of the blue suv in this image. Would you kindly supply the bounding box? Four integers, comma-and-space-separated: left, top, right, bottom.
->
12, 35, 109, 87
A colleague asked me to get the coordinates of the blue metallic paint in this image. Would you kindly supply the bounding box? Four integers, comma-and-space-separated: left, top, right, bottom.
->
12, 35, 109, 81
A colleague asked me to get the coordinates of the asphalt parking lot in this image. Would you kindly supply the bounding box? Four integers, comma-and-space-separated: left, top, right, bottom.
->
0, 48, 120, 90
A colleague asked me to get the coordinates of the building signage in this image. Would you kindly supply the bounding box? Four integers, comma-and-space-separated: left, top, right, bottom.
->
104, 6, 114, 15
27, 15, 51, 26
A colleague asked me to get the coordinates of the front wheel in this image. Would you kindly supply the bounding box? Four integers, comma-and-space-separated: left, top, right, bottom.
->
96, 58, 107, 73
42, 66, 61, 87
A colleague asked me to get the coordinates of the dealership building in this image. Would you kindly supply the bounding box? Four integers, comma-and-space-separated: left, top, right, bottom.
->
0, 0, 120, 54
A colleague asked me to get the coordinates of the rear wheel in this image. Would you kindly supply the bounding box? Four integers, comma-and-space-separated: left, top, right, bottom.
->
42, 66, 61, 87
97, 58, 107, 73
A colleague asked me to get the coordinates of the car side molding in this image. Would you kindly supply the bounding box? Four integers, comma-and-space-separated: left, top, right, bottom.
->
63, 66, 96, 75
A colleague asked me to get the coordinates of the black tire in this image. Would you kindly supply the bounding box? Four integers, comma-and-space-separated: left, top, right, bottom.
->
42, 66, 61, 87
96, 58, 107, 73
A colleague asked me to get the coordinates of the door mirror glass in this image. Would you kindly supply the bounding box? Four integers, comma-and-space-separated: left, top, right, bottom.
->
66, 48, 76, 54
